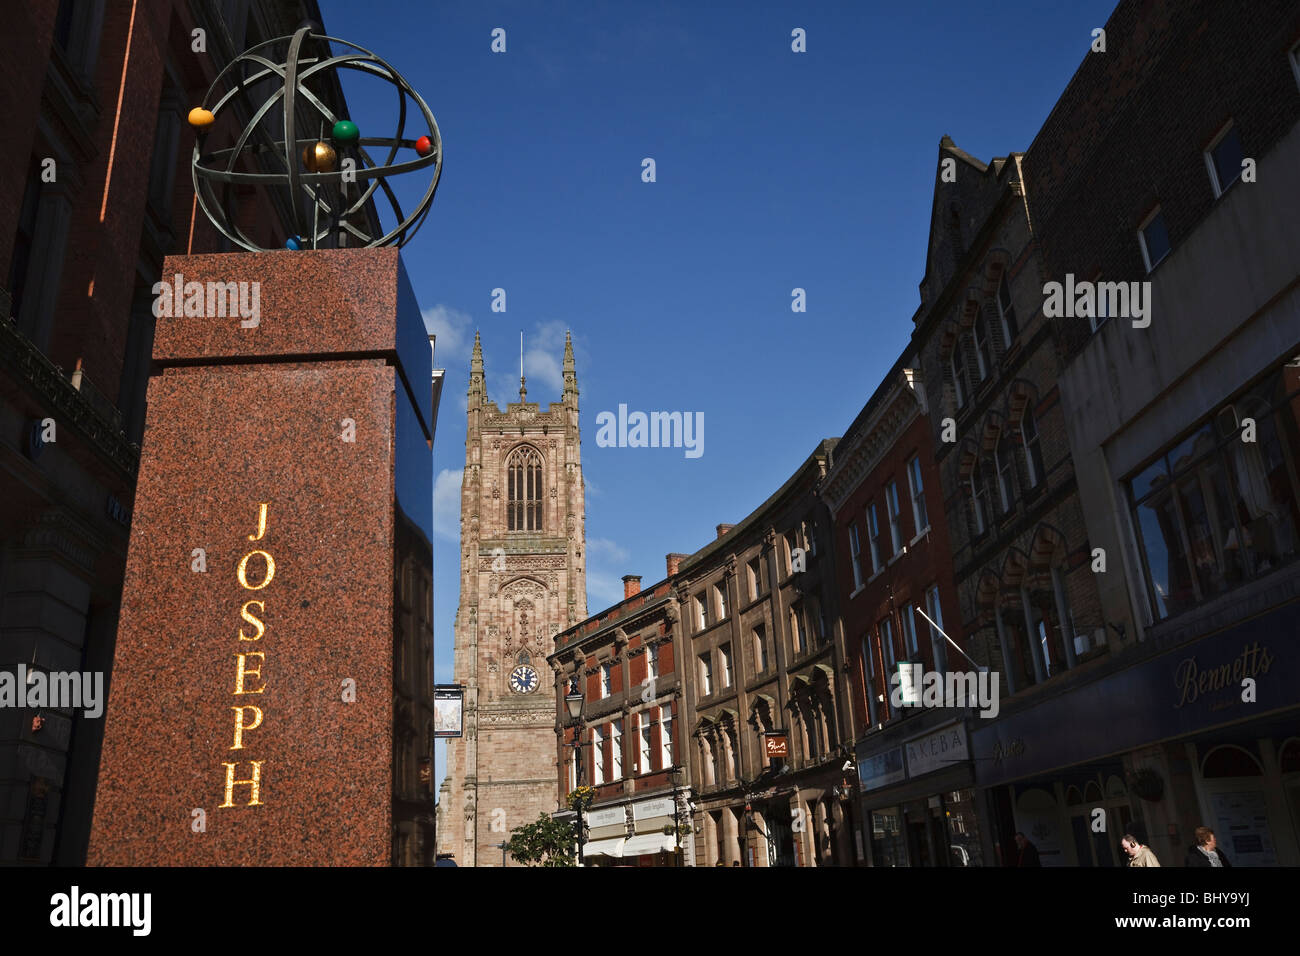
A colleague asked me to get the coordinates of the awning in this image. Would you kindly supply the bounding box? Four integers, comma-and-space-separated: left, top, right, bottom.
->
623, 832, 677, 857
582, 837, 625, 858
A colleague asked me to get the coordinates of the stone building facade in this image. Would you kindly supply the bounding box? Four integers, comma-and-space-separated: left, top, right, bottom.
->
0, 0, 368, 866
982, 0, 1300, 866
909, 136, 1114, 864
438, 332, 588, 865
550, 575, 692, 867
676, 441, 858, 866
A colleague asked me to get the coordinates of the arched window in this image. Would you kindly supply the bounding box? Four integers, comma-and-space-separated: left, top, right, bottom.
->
995, 437, 1016, 513
517, 649, 530, 665
507, 445, 543, 531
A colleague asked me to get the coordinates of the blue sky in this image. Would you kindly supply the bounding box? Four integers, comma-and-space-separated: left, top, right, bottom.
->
317, 0, 1120, 788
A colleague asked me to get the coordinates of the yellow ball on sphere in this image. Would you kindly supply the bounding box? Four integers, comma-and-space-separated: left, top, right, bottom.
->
188, 108, 216, 129
302, 141, 337, 173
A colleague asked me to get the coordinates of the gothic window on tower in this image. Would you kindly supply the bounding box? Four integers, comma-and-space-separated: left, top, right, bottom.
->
507, 445, 544, 531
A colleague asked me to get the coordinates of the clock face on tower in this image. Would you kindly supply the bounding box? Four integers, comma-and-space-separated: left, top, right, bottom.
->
509, 664, 539, 694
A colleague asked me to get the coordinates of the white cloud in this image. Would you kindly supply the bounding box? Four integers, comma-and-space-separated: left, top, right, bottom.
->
586, 571, 627, 610
587, 537, 629, 563
433, 468, 462, 541
423, 304, 474, 363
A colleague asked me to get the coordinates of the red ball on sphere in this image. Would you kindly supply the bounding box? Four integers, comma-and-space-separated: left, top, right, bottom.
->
415, 135, 434, 157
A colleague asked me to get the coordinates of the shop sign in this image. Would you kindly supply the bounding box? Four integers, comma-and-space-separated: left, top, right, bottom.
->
633, 797, 674, 820
586, 806, 626, 828
857, 746, 906, 792
764, 732, 789, 758
904, 722, 969, 778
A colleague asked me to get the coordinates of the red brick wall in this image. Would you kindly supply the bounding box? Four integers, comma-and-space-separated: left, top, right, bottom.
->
833, 409, 961, 730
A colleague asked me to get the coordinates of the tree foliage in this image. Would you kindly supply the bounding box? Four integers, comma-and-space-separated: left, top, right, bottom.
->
505, 813, 578, 867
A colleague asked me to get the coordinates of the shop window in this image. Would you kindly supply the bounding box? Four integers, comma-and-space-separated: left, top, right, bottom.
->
1128, 364, 1300, 621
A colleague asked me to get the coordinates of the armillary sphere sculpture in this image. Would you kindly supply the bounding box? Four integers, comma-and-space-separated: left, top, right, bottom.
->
189, 26, 441, 251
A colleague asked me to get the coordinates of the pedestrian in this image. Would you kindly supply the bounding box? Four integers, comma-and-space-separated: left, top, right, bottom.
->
1120, 833, 1160, 867
1013, 831, 1041, 867
1185, 827, 1231, 868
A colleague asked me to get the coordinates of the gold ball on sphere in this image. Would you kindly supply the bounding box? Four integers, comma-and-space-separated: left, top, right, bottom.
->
302, 141, 337, 173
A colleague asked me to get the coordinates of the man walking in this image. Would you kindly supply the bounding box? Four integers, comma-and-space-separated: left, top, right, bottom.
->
1121, 834, 1160, 867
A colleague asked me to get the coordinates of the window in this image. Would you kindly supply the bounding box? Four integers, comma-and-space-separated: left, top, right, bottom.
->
647, 642, 659, 679
849, 523, 864, 590
924, 585, 947, 673
699, 653, 713, 697
660, 705, 673, 768
791, 602, 806, 654
639, 712, 653, 773
803, 518, 818, 556
1128, 365, 1300, 622
568, 747, 578, 792
1022, 408, 1044, 487
900, 604, 919, 658
879, 617, 897, 686
969, 471, 989, 536
747, 557, 762, 600
695, 593, 707, 631
1138, 207, 1172, 272
753, 624, 768, 672
1090, 272, 1110, 333
506, 445, 544, 531
907, 456, 929, 534
592, 725, 605, 784
719, 643, 733, 687
611, 719, 623, 779
1205, 122, 1244, 198
714, 582, 728, 620
785, 529, 801, 574
867, 504, 883, 573
951, 346, 969, 408
600, 662, 612, 698
997, 274, 1018, 345
886, 481, 903, 554
995, 437, 1015, 513
861, 635, 879, 724
973, 311, 991, 381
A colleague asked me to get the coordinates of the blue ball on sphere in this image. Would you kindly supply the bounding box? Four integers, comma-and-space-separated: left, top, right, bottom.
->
285, 236, 303, 250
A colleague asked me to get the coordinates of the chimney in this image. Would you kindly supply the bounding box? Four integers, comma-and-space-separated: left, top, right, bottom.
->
666, 553, 689, 577
716, 523, 736, 539
622, 575, 642, 599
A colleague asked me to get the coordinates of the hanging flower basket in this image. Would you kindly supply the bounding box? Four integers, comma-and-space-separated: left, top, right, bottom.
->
566, 786, 596, 810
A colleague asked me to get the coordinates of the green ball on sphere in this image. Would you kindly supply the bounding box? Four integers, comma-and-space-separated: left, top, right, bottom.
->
331, 120, 359, 143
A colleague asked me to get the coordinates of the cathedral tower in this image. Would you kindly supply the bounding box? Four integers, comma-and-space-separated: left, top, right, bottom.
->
438, 332, 587, 865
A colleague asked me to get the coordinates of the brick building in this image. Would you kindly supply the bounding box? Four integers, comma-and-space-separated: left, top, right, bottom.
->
820, 350, 980, 866
672, 440, 859, 866
0, 0, 399, 866
984, 0, 1300, 866
909, 133, 1112, 865
549, 575, 691, 866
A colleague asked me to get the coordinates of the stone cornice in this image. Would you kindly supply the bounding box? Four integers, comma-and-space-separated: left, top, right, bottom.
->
0, 318, 139, 481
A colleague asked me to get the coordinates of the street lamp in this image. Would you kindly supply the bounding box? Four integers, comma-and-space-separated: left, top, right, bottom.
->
564, 679, 587, 867
667, 765, 686, 867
